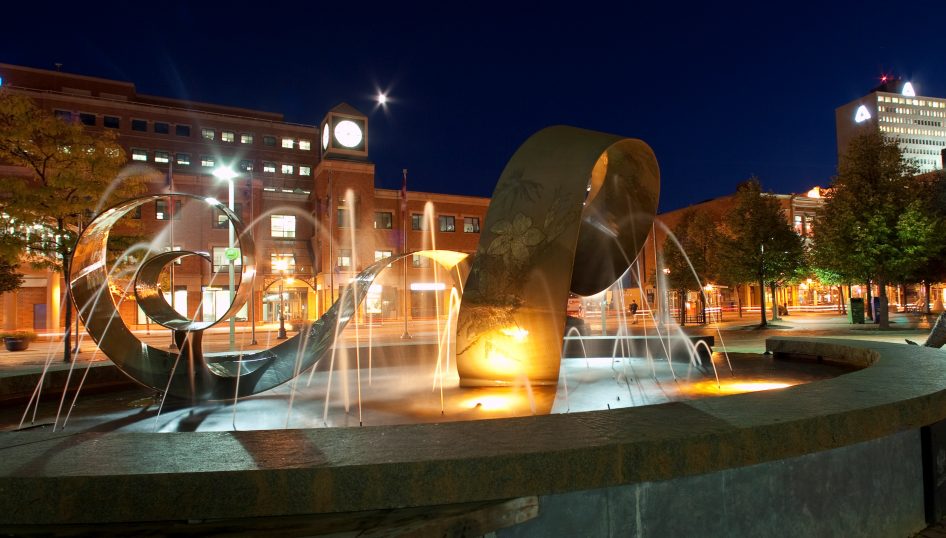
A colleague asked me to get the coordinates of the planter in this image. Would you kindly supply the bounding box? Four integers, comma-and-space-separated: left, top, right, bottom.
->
3, 337, 29, 352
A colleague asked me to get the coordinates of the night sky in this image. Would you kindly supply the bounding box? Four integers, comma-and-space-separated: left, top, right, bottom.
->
2, 2, 943, 212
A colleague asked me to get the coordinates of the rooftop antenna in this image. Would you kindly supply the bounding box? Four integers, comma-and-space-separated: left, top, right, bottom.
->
54, 63, 63, 72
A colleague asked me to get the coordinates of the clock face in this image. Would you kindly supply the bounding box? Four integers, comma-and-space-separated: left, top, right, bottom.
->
321, 125, 329, 150
333, 120, 363, 148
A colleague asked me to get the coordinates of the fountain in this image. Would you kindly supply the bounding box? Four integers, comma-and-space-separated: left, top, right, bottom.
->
0, 126, 943, 536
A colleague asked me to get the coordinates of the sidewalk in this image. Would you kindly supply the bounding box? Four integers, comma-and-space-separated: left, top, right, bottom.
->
2, 311, 935, 376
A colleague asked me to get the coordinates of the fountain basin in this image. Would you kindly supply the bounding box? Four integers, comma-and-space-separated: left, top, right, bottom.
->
562, 334, 714, 364
0, 337, 943, 536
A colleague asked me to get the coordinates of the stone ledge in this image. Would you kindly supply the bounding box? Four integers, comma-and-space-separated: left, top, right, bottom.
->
0, 337, 944, 528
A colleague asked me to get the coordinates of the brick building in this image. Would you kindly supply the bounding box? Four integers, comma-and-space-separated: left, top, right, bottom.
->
0, 63, 488, 333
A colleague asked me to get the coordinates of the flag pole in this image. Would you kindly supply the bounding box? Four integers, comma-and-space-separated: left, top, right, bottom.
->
168, 160, 176, 349
400, 168, 412, 339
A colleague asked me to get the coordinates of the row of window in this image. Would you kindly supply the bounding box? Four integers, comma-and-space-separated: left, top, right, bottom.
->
879, 125, 946, 139
53, 110, 313, 150
155, 245, 473, 274
879, 107, 946, 120
878, 113, 944, 127
200, 128, 312, 150
370, 211, 480, 232
877, 95, 946, 108
129, 149, 313, 176
137, 204, 482, 240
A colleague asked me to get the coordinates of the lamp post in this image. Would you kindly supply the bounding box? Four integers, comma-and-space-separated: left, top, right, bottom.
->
213, 166, 238, 350
275, 258, 288, 339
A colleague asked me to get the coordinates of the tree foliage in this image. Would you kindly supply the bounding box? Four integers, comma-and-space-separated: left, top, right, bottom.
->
662, 208, 720, 324
813, 127, 934, 327
0, 89, 149, 357
716, 178, 805, 327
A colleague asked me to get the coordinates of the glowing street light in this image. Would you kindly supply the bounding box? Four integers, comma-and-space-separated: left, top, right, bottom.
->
213, 166, 238, 349
377, 92, 388, 105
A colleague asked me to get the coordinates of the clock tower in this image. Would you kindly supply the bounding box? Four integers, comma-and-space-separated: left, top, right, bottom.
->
320, 102, 369, 160
313, 103, 376, 311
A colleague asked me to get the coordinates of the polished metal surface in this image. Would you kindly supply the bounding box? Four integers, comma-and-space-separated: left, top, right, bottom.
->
70, 200, 468, 401
71, 125, 657, 399
456, 125, 659, 386
134, 250, 213, 332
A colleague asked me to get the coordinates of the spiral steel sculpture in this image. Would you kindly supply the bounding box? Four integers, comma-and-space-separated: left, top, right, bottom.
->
70, 194, 468, 401
70, 126, 658, 400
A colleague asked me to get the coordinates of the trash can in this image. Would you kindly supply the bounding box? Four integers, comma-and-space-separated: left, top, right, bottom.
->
848, 298, 865, 324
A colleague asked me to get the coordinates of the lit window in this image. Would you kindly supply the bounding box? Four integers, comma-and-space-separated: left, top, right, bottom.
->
263, 136, 276, 147
213, 246, 243, 271
438, 215, 455, 232
299, 165, 311, 176
463, 216, 480, 233
221, 131, 235, 142
298, 140, 311, 151
131, 149, 148, 162
103, 116, 120, 129
154, 122, 169, 134
156, 200, 176, 221
263, 161, 276, 173
411, 213, 427, 230
213, 204, 242, 229
175, 125, 191, 137
202, 128, 215, 140
131, 119, 147, 132
374, 211, 393, 229
281, 164, 294, 174
282, 138, 294, 149
176, 153, 191, 166
337, 207, 351, 228
238, 160, 253, 172
375, 250, 393, 262
163, 245, 183, 265
412, 254, 430, 268
201, 156, 215, 168
240, 134, 253, 144
337, 249, 352, 269
154, 151, 170, 164
271, 215, 296, 238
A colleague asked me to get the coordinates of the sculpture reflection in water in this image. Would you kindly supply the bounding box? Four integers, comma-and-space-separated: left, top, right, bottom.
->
70, 126, 659, 401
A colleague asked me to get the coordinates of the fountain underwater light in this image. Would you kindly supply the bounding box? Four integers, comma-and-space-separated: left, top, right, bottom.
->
70, 126, 658, 401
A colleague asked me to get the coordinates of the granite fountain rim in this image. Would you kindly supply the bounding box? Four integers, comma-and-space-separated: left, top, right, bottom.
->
0, 336, 944, 527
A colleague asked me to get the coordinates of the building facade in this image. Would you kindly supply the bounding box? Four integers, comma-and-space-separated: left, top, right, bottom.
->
836, 77, 946, 172
0, 63, 488, 333
632, 186, 827, 320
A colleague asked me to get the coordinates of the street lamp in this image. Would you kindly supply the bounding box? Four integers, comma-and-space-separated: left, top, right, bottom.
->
274, 258, 289, 339
213, 166, 238, 350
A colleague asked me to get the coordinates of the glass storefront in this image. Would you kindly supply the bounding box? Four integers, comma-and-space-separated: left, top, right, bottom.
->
137, 289, 188, 324
202, 287, 248, 322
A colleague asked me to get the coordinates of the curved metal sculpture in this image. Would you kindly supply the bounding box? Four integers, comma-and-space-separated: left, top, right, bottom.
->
455, 125, 660, 386
69, 193, 468, 401
71, 125, 658, 400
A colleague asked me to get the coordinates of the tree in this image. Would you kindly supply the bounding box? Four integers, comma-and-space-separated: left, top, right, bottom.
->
0, 89, 147, 360
813, 128, 935, 328
904, 171, 946, 314
717, 178, 805, 327
662, 208, 720, 325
